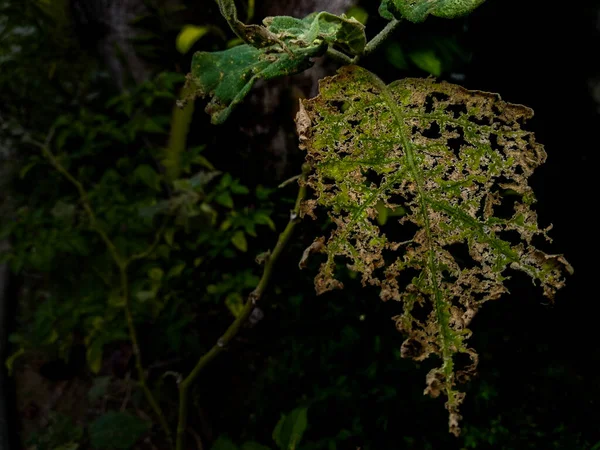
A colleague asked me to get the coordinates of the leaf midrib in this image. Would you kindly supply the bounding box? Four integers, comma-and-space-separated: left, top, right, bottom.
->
365, 69, 456, 401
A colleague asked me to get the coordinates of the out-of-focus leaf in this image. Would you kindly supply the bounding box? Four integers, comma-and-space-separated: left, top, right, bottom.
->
211, 436, 239, 450
88, 376, 111, 402
89, 412, 150, 450
231, 230, 247, 252
408, 48, 442, 76
176, 25, 211, 54
272, 406, 308, 450
225, 292, 244, 317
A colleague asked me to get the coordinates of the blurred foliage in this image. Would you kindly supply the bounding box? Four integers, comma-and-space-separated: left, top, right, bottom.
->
0, 0, 597, 450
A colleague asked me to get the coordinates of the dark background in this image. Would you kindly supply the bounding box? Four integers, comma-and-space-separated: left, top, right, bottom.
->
1, 0, 599, 449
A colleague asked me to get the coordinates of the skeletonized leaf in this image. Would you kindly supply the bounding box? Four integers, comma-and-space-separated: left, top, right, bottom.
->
297, 65, 571, 435
190, 12, 365, 124
380, 0, 486, 22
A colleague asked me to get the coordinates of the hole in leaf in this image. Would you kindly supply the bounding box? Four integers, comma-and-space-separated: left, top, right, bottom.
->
362, 168, 383, 187
381, 216, 418, 244
491, 192, 516, 220
445, 242, 477, 270
446, 103, 467, 119
468, 115, 491, 126
421, 121, 442, 139
497, 230, 521, 246
446, 127, 465, 158
329, 100, 350, 113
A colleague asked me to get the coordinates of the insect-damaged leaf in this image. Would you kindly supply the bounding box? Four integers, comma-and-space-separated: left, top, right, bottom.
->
297, 65, 571, 435
380, 0, 486, 22
189, 12, 365, 124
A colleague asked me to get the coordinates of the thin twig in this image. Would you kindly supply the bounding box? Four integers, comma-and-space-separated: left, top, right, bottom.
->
174, 165, 310, 450
363, 19, 401, 57
33, 130, 174, 448
325, 18, 401, 66
128, 220, 167, 263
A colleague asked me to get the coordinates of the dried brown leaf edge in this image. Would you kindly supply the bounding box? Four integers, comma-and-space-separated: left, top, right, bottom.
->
296, 65, 572, 435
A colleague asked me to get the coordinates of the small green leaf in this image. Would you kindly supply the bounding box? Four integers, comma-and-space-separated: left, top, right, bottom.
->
231, 231, 248, 252
86, 340, 104, 374
5, 347, 25, 375
272, 407, 308, 450
230, 182, 250, 194
133, 164, 161, 191
148, 267, 164, 281
254, 212, 276, 231
211, 436, 239, 450
241, 442, 271, 450
136, 290, 157, 303
19, 161, 37, 179
408, 49, 442, 76
176, 25, 211, 54
167, 263, 186, 279
225, 292, 244, 317
165, 228, 176, 246
89, 412, 150, 450
141, 118, 166, 133
216, 192, 234, 208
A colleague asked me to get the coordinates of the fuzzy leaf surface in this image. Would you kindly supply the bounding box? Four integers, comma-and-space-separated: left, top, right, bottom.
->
380, 0, 486, 22
297, 65, 571, 435
190, 11, 365, 124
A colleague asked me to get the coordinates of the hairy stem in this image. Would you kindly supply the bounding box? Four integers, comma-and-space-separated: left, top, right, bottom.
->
363, 19, 400, 56
34, 131, 174, 448
175, 166, 309, 450
326, 18, 401, 65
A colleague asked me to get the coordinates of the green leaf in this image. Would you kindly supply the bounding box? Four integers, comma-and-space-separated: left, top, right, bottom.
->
380, 0, 486, 22
297, 65, 571, 435
167, 263, 186, 279
385, 42, 409, 70
225, 292, 244, 317
254, 212, 276, 231
86, 340, 104, 374
133, 164, 161, 191
231, 230, 248, 252
272, 407, 308, 450
241, 442, 271, 450
165, 228, 176, 246
148, 267, 164, 281
408, 49, 442, 76
346, 6, 369, 25
216, 192, 234, 208
89, 412, 150, 450
5, 347, 25, 375
211, 436, 239, 450
190, 11, 365, 124
176, 25, 211, 54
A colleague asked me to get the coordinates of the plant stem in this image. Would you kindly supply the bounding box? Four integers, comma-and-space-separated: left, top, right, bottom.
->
35, 131, 174, 448
175, 166, 309, 450
120, 267, 174, 447
326, 47, 356, 65
363, 19, 400, 56
326, 18, 401, 65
